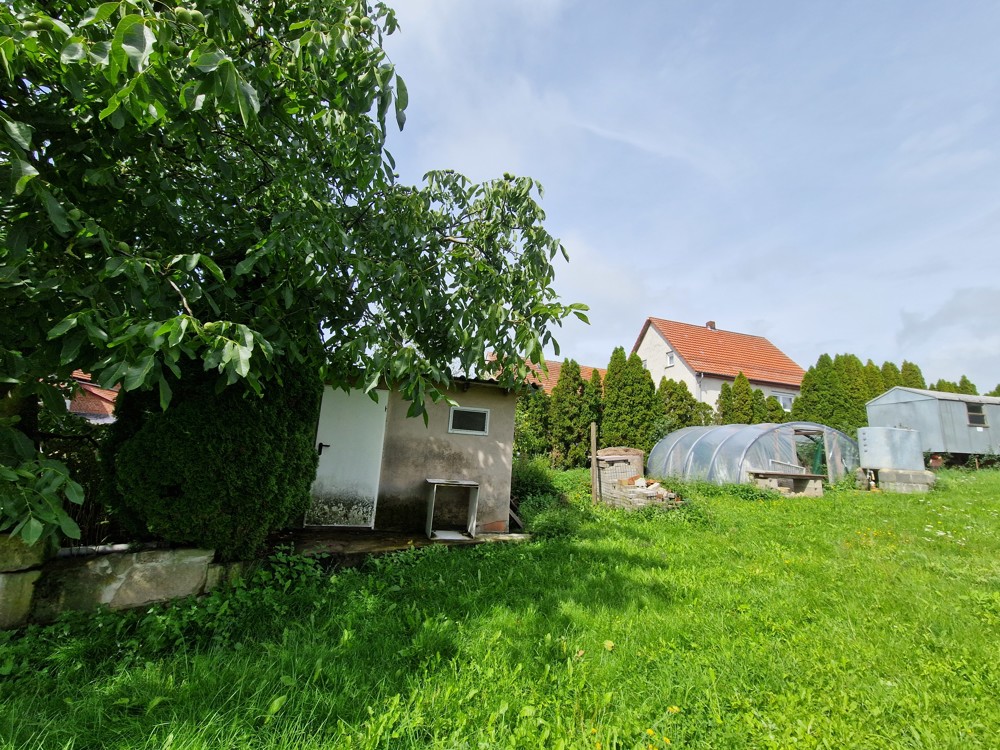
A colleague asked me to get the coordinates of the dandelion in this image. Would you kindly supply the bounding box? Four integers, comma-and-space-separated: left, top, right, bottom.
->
667, 706, 680, 714
664, 738, 671, 745
647, 729, 656, 736
591, 728, 597, 735
604, 640, 615, 651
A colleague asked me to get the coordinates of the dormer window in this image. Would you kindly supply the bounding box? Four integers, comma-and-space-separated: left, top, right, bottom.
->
666, 352, 675, 367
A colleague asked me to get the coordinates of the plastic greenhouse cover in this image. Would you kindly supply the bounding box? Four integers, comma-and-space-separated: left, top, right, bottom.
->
647, 422, 859, 485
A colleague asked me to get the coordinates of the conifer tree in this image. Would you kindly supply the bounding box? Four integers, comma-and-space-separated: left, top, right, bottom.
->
881, 361, 903, 390
727, 372, 755, 424
602, 349, 657, 454
929, 379, 958, 393
957, 375, 978, 395
900, 361, 927, 389
656, 377, 703, 433
765, 396, 787, 423
584, 369, 604, 435
548, 359, 589, 469
833, 353, 868, 431
791, 354, 846, 427
716, 382, 734, 424
513, 388, 550, 459
750, 388, 768, 424
863, 359, 886, 401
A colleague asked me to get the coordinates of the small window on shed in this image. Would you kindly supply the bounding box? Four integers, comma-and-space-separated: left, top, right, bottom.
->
967, 403, 987, 427
449, 407, 489, 435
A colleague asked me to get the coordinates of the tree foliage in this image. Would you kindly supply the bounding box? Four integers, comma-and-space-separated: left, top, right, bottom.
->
601, 348, 657, 454
103, 363, 321, 560
881, 361, 902, 390
0, 0, 584, 543
900, 361, 927, 390
513, 387, 550, 459
548, 360, 590, 469
863, 359, 885, 401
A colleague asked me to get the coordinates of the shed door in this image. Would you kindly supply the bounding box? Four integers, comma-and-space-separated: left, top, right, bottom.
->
306, 388, 388, 528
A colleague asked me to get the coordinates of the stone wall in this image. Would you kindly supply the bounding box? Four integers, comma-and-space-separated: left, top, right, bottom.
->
0, 536, 240, 629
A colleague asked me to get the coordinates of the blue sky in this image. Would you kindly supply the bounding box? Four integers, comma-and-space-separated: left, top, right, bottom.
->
382, 1, 1000, 391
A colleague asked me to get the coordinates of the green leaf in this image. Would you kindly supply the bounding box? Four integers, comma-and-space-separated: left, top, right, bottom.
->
12, 159, 38, 195
124, 355, 154, 391
199, 255, 225, 283
265, 695, 287, 721
64, 481, 85, 506
21, 518, 45, 547
191, 48, 228, 73
110, 14, 144, 75
59, 512, 82, 539
158, 375, 172, 410
37, 188, 71, 234
37, 383, 67, 415
121, 20, 155, 71
3, 118, 33, 150
236, 80, 260, 126
79, 3, 121, 29
48, 316, 78, 339
60, 39, 87, 64
394, 74, 408, 131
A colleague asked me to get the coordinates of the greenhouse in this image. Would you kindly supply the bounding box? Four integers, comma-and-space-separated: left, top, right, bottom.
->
646, 421, 860, 485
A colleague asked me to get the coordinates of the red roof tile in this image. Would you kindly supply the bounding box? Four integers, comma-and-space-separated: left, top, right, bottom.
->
634, 318, 804, 388
69, 370, 119, 419
527, 359, 607, 395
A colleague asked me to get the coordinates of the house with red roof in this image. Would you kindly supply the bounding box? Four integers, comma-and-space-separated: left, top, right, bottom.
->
525, 359, 607, 395
632, 318, 804, 411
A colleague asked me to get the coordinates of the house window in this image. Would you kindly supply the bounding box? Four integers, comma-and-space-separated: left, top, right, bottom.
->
774, 393, 795, 412
449, 407, 490, 435
641, 359, 648, 369
666, 352, 675, 367
967, 403, 987, 427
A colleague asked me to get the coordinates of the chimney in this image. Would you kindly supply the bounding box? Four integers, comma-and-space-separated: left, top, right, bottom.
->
706, 320, 716, 330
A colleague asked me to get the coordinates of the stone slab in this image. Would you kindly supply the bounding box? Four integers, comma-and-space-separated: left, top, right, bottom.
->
0, 569, 41, 629
880, 482, 932, 494
31, 548, 213, 622
0, 534, 49, 573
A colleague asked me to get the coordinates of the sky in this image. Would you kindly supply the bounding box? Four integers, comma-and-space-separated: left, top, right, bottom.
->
380, 0, 1000, 391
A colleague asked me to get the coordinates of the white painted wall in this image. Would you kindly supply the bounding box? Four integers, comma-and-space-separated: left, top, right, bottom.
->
635, 328, 699, 395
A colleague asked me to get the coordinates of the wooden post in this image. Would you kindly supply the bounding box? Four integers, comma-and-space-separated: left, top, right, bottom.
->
590, 421, 599, 505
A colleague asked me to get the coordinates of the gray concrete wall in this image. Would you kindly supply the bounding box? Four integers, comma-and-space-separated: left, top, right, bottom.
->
376, 384, 515, 533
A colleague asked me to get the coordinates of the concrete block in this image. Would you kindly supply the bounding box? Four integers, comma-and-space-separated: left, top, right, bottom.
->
881, 482, 932, 494
0, 569, 41, 629
0, 534, 49, 573
879, 469, 936, 487
32, 548, 213, 622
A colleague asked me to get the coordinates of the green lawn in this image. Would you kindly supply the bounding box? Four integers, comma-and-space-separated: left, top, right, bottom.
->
3, 469, 1000, 749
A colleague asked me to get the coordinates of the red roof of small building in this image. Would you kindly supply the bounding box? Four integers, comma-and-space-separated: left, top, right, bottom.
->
69, 370, 119, 419
527, 359, 607, 395
633, 318, 804, 388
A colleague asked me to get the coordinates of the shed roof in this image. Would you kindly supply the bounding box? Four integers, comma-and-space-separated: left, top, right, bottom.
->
526, 359, 607, 395
633, 318, 804, 387
867, 386, 1000, 407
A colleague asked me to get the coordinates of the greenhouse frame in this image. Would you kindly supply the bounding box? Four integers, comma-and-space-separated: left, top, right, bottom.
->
646, 421, 860, 485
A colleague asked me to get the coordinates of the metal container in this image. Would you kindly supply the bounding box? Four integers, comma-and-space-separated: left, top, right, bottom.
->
857, 427, 924, 471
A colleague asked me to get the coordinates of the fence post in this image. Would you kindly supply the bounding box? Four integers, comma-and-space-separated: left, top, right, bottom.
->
590, 421, 599, 505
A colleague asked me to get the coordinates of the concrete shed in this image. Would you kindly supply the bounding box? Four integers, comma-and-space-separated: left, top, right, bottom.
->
307, 380, 516, 535
866, 387, 1000, 454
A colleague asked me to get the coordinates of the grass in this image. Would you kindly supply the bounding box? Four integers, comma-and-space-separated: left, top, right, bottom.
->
2, 469, 1000, 748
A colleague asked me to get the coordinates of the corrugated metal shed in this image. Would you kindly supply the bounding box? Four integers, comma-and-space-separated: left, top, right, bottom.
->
866, 387, 1000, 454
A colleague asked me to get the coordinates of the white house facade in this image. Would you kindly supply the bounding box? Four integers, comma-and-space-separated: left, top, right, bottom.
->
633, 318, 804, 410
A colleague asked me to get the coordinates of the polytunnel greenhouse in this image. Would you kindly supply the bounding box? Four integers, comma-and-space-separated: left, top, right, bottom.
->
646, 422, 860, 485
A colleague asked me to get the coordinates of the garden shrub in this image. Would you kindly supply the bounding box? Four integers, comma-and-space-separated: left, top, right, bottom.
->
102, 365, 322, 560
510, 457, 557, 503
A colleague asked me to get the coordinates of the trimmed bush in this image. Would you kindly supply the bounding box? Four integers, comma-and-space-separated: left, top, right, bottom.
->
510, 457, 558, 503
102, 366, 322, 560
